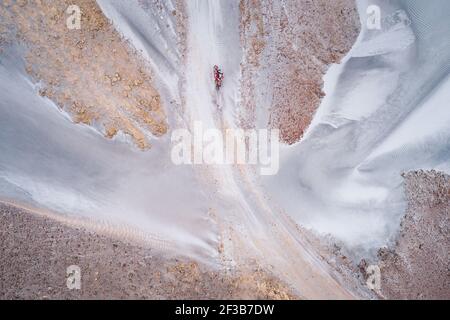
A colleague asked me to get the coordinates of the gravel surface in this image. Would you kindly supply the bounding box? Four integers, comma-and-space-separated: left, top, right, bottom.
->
377, 170, 450, 299
0, 202, 297, 299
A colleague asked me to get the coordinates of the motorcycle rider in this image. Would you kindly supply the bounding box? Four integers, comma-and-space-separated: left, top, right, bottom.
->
213, 65, 224, 90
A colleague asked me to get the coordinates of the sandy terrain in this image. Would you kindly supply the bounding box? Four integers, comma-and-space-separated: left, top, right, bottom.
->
0, 202, 297, 299
0, 0, 167, 149
0, 1, 447, 301
300, 170, 450, 300
1, 169, 448, 300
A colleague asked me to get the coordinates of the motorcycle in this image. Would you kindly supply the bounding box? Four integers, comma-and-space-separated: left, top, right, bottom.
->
213, 65, 224, 90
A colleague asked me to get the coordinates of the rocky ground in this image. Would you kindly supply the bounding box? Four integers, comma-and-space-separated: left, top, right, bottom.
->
303, 170, 449, 300
0, 0, 167, 149
239, 0, 360, 143
0, 202, 297, 299
376, 170, 449, 299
